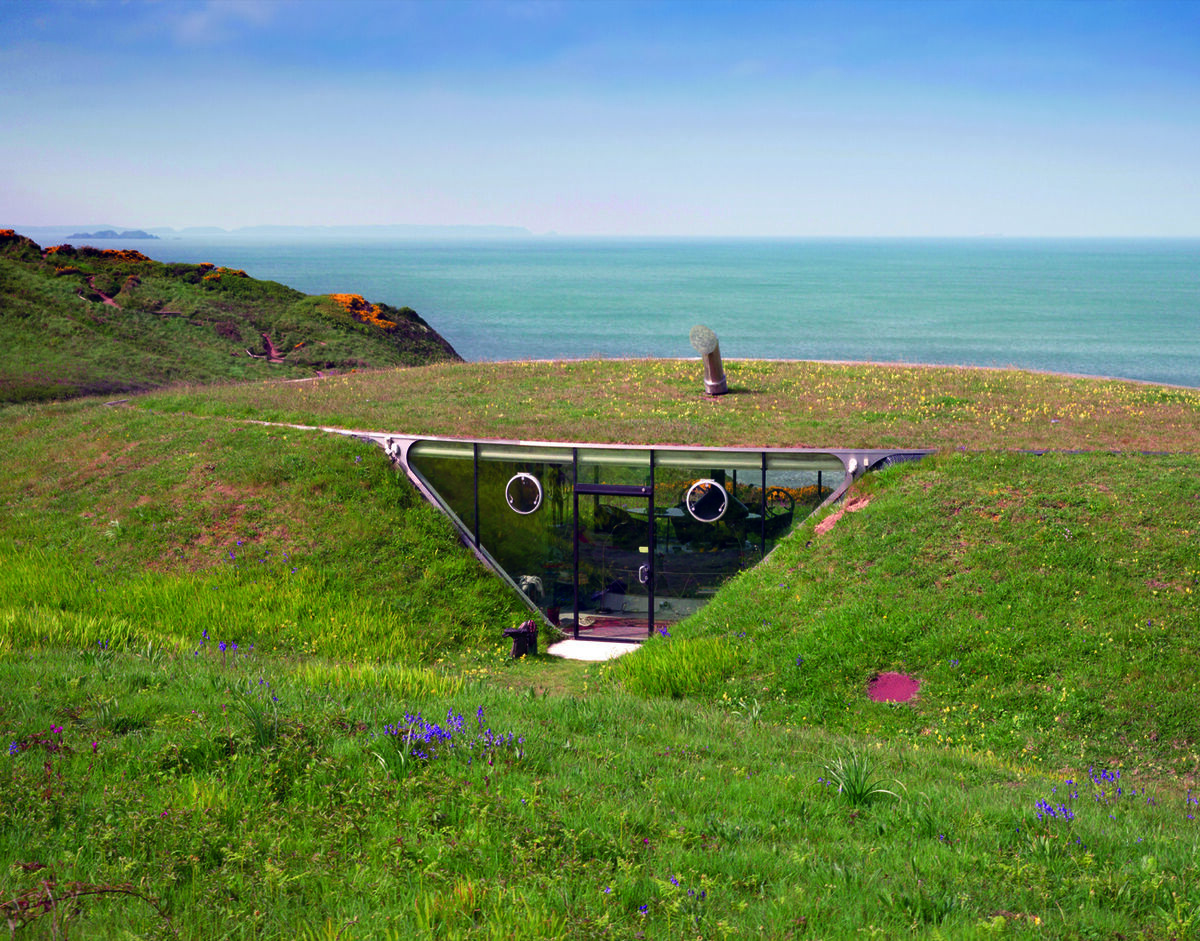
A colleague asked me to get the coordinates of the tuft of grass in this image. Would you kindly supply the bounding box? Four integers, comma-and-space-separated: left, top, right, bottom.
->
610, 635, 741, 698
821, 747, 904, 806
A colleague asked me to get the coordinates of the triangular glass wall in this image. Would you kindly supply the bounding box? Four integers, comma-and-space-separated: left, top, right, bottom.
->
387, 437, 930, 643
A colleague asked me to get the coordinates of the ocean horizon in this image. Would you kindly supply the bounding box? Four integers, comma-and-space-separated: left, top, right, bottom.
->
33, 234, 1200, 388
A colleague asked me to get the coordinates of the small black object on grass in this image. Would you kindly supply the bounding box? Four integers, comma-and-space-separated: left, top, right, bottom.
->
503, 619, 539, 658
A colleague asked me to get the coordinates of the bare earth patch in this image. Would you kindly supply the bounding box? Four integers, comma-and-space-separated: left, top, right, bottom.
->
814, 494, 871, 536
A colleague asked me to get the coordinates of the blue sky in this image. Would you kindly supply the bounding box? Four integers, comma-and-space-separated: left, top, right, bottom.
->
3, 0, 1197, 235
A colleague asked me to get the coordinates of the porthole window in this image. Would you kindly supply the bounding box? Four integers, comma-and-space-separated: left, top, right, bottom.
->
505, 472, 543, 515
684, 479, 728, 523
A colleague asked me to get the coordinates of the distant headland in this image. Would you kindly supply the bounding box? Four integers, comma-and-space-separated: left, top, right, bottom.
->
18, 223, 534, 242
68, 229, 159, 240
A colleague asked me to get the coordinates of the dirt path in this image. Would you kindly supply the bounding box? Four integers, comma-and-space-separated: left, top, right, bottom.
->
84, 275, 121, 308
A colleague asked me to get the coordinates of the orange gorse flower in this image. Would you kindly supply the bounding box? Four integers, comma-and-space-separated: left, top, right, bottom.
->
217, 267, 248, 277
95, 249, 151, 262
203, 272, 222, 282
53, 266, 82, 276
197, 263, 215, 273
328, 293, 398, 331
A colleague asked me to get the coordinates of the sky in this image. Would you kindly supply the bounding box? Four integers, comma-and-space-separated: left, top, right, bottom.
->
2, 0, 1198, 236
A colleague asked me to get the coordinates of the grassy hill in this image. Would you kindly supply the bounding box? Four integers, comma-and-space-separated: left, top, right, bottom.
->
0, 229, 460, 404
2, 349, 1199, 932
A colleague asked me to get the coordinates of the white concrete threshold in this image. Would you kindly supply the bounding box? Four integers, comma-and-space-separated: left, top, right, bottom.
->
545, 639, 640, 661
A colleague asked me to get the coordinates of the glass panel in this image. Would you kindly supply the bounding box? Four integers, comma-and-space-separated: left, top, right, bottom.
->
654, 449, 762, 470
653, 461, 761, 617
766, 452, 846, 472
410, 441, 474, 460
477, 444, 573, 463
477, 455, 575, 625
408, 444, 476, 537
572, 491, 652, 641
577, 449, 652, 488
761, 469, 836, 551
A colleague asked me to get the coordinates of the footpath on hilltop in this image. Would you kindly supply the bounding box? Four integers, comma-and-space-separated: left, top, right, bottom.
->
0, 229, 462, 404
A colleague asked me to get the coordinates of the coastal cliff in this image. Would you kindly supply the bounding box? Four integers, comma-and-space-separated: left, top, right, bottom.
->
0, 229, 462, 403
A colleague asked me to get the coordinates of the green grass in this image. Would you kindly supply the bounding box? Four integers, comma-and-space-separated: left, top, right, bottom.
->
0, 401, 525, 662
3, 647, 1199, 939
1, 363, 1199, 938
619, 451, 1200, 774
135, 357, 1200, 453
0, 231, 460, 403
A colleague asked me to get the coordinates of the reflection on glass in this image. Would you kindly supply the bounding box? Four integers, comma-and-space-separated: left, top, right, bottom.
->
408, 445, 476, 537
577, 449, 652, 488
574, 492, 651, 637
406, 441, 847, 640
481, 459, 573, 623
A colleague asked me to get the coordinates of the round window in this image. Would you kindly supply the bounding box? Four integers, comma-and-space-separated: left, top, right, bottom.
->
505, 473, 543, 515
684, 479, 728, 523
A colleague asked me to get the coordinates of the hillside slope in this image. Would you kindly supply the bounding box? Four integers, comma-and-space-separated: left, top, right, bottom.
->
1, 369, 1198, 939
0, 229, 461, 403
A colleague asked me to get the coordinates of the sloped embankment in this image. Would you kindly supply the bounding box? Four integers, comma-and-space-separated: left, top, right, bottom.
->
0, 229, 461, 403
616, 450, 1200, 774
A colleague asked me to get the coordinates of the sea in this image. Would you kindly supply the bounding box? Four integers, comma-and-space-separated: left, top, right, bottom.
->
69, 236, 1200, 388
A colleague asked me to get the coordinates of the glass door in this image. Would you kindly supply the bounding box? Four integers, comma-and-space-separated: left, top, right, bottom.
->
572, 484, 655, 641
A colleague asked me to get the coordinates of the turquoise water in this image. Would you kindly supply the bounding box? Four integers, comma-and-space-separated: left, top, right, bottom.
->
141, 237, 1199, 387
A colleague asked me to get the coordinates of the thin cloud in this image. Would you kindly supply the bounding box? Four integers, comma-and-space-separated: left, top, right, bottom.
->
167, 0, 279, 45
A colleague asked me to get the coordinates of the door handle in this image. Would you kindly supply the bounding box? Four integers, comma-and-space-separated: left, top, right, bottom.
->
638, 563, 650, 585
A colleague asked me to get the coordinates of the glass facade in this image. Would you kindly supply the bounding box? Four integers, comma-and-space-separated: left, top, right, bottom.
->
400, 438, 922, 643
